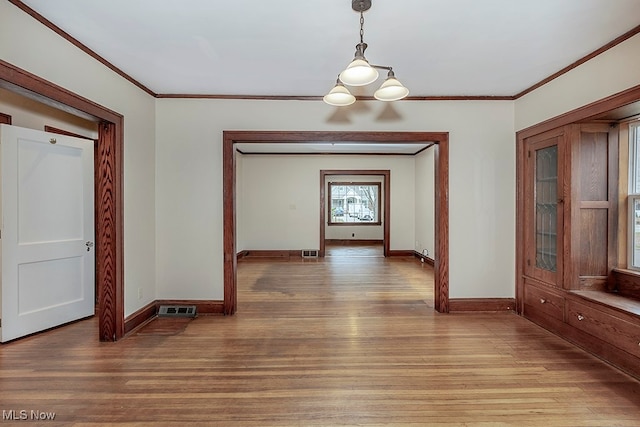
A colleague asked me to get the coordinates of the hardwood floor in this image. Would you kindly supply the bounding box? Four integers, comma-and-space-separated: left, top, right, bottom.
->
1, 254, 640, 425
325, 242, 384, 257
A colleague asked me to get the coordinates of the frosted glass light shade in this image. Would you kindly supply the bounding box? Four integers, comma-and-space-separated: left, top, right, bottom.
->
339, 59, 379, 86
323, 83, 356, 106
374, 76, 409, 101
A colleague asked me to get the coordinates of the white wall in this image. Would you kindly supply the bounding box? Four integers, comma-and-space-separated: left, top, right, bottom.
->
515, 33, 640, 131
415, 147, 435, 258
156, 99, 515, 300
239, 162, 397, 249
1, 1, 157, 316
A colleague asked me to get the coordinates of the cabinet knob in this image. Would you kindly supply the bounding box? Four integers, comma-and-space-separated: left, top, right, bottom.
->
577, 314, 585, 321
540, 298, 546, 304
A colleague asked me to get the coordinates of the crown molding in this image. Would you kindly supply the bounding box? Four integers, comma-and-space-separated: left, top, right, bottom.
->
513, 24, 640, 99
10, 1, 640, 101
8, 0, 157, 97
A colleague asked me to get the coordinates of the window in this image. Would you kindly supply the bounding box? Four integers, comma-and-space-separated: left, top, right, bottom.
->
328, 182, 381, 225
628, 123, 640, 269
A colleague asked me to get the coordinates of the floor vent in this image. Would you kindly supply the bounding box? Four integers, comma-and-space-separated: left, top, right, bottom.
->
158, 305, 197, 317
302, 249, 319, 258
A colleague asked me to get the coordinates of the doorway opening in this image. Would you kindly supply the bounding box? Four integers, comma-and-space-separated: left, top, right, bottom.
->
319, 169, 391, 257
0, 61, 125, 341
223, 131, 449, 314
320, 170, 389, 257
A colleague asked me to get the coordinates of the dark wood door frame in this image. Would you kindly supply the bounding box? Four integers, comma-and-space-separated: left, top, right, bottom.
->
319, 170, 390, 257
223, 131, 450, 314
0, 60, 125, 341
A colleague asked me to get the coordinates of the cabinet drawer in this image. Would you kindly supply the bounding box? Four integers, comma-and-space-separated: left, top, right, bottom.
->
524, 284, 564, 321
567, 300, 640, 358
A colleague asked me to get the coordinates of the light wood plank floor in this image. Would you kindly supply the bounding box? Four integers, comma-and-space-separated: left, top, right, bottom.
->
1, 254, 640, 426
325, 242, 384, 257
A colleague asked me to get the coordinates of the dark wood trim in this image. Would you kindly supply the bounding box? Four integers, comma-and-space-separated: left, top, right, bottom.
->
241, 250, 303, 258
156, 94, 515, 101
0, 60, 125, 341
223, 132, 237, 315
238, 151, 422, 156
327, 181, 382, 226
611, 269, 640, 300
157, 300, 225, 315
608, 125, 620, 282
0, 112, 11, 124
236, 250, 249, 261
320, 170, 390, 257
160, 94, 324, 101
97, 121, 125, 341
0, 60, 122, 123
44, 125, 95, 141
414, 251, 435, 266
388, 250, 415, 257
517, 84, 640, 139
514, 25, 640, 99
227, 131, 444, 143
224, 131, 450, 314
449, 298, 516, 312
403, 96, 515, 101
124, 298, 225, 335
123, 301, 157, 335
414, 144, 432, 156
326, 239, 383, 245
516, 126, 526, 314
8, 1, 156, 97
434, 140, 450, 313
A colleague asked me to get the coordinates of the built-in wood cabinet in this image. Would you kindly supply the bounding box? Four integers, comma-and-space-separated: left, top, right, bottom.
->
523, 127, 567, 287
568, 124, 618, 291
518, 122, 640, 379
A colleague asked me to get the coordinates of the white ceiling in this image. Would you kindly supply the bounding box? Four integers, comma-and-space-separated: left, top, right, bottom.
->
18, 0, 640, 98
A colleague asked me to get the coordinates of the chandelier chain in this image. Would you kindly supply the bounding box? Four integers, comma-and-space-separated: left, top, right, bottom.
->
359, 11, 365, 44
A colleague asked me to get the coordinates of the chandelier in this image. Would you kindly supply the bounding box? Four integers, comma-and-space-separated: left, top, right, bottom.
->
323, 0, 409, 106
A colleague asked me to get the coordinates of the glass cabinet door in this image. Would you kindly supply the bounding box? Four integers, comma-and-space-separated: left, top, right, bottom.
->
524, 132, 564, 286
535, 145, 558, 272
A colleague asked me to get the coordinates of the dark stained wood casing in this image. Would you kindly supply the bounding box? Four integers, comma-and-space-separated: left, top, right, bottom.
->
0, 60, 125, 341
224, 131, 450, 315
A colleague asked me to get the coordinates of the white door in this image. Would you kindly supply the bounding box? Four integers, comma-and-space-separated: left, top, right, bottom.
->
0, 124, 94, 342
